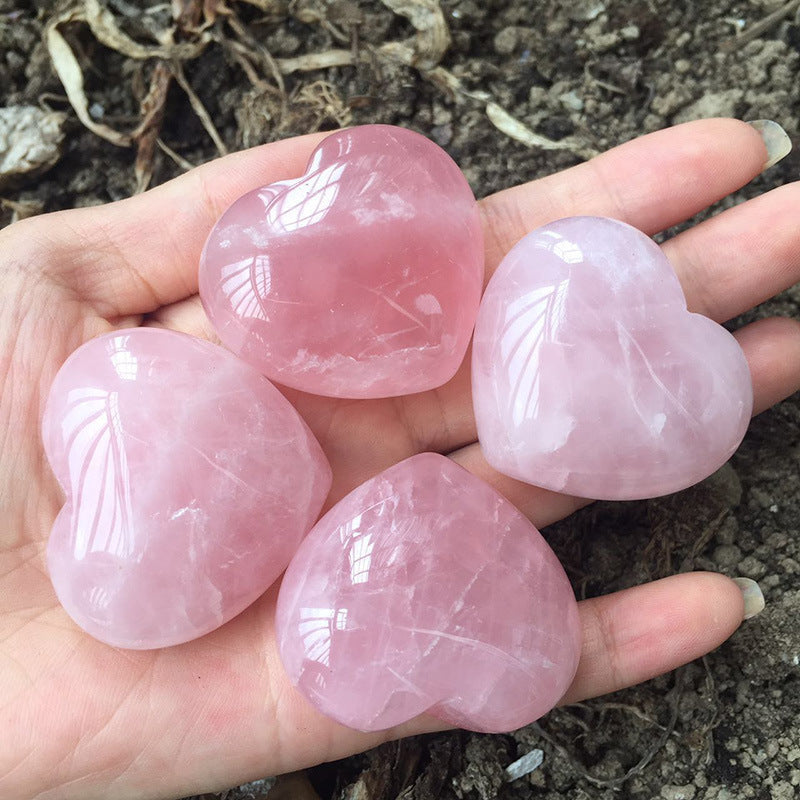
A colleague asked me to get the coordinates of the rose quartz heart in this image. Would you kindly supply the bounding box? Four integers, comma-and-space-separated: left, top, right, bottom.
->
472, 216, 753, 500
199, 125, 484, 399
276, 453, 581, 733
43, 329, 332, 649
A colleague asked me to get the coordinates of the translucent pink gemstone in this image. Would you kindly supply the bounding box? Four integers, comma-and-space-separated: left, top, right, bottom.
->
276, 453, 581, 733
472, 216, 753, 500
199, 125, 484, 399
43, 329, 332, 649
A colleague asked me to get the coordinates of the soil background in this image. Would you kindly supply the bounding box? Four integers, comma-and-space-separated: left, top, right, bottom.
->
2, 1, 799, 799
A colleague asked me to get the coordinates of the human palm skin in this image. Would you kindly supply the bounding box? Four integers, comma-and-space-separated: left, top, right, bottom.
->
1, 119, 799, 800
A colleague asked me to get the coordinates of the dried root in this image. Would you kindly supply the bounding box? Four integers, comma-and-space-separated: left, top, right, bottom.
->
43, 0, 596, 190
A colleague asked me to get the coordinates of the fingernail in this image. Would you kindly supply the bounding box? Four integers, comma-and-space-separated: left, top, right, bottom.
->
733, 577, 765, 620
747, 120, 792, 170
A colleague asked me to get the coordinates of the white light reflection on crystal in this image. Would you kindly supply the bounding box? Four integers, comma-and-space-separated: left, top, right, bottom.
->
108, 337, 139, 381
266, 162, 346, 233
87, 583, 112, 613
348, 531, 375, 585
534, 230, 585, 265
220, 255, 272, 322
298, 607, 335, 667
499, 280, 570, 427
216, 163, 348, 323
61, 387, 135, 560
237, 185, 288, 248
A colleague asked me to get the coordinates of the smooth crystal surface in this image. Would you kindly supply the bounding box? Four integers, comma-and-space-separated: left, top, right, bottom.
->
43, 329, 332, 649
276, 453, 581, 733
199, 124, 484, 398
472, 216, 753, 500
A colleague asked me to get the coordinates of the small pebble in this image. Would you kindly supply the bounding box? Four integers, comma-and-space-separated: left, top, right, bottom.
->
713, 544, 742, 568
771, 781, 795, 800
737, 556, 767, 580
569, 0, 605, 21
0, 105, 66, 190
528, 86, 548, 107
494, 27, 519, 55
505, 748, 544, 781
559, 90, 584, 112
661, 785, 696, 800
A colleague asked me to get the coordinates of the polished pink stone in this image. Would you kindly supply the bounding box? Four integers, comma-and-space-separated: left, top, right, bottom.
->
42, 329, 332, 649
199, 125, 484, 398
472, 216, 753, 501
276, 453, 581, 733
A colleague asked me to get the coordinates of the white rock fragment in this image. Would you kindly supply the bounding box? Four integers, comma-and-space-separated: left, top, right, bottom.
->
559, 90, 584, 112
673, 89, 744, 124
569, 1, 605, 21
505, 748, 544, 781
0, 105, 67, 190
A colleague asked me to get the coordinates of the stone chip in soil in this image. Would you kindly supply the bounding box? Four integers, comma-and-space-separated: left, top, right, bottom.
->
0, 105, 66, 190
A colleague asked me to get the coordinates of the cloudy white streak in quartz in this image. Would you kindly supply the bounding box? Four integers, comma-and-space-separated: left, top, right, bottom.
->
472, 216, 753, 500
276, 453, 581, 734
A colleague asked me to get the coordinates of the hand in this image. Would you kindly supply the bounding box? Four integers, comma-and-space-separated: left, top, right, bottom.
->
1, 119, 798, 800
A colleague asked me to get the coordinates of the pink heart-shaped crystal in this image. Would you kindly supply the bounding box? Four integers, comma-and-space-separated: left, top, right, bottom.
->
472, 216, 753, 500
199, 125, 484, 398
276, 453, 581, 733
43, 329, 332, 649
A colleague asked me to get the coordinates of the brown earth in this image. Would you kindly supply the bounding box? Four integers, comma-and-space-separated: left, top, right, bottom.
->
2, 1, 799, 799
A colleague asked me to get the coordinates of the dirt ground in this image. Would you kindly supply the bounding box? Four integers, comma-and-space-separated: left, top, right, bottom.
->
2, 0, 799, 798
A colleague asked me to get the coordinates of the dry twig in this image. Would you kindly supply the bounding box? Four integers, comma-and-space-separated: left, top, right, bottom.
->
487, 102, 598, 159
170, 61, 228, 155
533, 668, 686, 789
157, 137, 195, 171
83, 0, 210, 59
45, 16, 132, 146
1, 197, 45, 221
380, 0, 450, 68
225, 8, 286, 95
46, 0, 598, 178
132, 61, 173, 192
721, 0, 800, 52
45, 0, 212, 152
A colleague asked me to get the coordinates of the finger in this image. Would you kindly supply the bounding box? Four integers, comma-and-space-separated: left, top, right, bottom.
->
147, 216, 800, 469
664, 181, 800, 323
303, 574, 747, 763
559, 572, 745, 705
449, 444, 589, 528
33, 119, 788, 463
9, 573, 747, 799
734, 316, 800, 415
481, 118, 767, 270
22, 119, 764, 320
146, 294, 221, 343
12, 133, 327, 316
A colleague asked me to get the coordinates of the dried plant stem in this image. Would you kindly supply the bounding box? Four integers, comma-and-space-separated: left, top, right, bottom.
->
721, 0, 800, 51
170, 62, 228, 156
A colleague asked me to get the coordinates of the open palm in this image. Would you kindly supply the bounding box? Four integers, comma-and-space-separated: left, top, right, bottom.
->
1, 119, 798, 800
